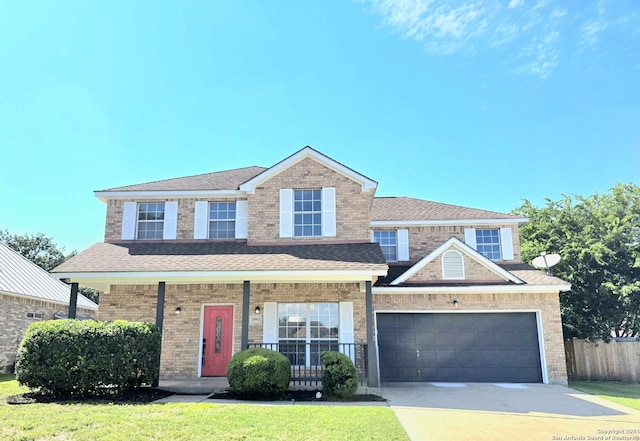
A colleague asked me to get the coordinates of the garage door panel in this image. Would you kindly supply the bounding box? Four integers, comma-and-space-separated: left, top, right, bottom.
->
416, 331, 435, 346
378, 312, 542, 383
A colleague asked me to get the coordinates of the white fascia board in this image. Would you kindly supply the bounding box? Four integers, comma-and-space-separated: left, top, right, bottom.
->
53, 269, 388, 284
94, 190, 244, 202
374, 284, 572, 294
239, 147, 378, 193
371, 218, 529, 227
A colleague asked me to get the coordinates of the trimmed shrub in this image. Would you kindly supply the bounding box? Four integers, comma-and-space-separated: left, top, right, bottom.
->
227, 348, 291, 398
15, 319, 160, 396
320, 351, 359, 399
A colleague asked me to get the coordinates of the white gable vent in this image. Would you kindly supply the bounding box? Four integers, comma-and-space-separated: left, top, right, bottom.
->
442, 250, 464, 279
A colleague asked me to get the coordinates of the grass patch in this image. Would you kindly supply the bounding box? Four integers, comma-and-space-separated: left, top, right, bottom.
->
570, 380, 640, 411
0, 375, 408, 440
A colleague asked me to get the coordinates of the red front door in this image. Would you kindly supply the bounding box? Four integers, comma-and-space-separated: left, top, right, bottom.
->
201, 305, 234, 376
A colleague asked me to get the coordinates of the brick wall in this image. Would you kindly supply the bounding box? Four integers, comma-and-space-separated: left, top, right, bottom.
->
0, 295, 96, 373
98, 282, 364, 379
247, 157, 374, 243
372, 224, 522, 263
373, 291, 568, 385
407, 254, 507, 282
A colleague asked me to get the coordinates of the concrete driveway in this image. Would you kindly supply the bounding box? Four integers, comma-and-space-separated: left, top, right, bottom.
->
380, 383, 640, 441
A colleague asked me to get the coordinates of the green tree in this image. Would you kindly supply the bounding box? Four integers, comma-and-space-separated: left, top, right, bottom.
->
513, 183, 640, 340
0, 230, 99, 304
0, 230, 74, 271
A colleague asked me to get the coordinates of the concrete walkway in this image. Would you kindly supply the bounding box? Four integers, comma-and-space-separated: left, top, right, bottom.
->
153, 380, 640, 440
381, 383, 640, 441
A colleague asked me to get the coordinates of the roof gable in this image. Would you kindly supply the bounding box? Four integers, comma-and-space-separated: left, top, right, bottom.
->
390, 237, 524, 285
0, 243, 98, 309
239, 146, 378, 194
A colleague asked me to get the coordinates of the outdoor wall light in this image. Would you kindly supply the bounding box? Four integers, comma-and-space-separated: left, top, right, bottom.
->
255, 306, 261, 314
452, 300, 459, 308
175, 307, 182, 315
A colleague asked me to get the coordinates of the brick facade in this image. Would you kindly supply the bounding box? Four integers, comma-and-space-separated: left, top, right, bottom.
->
407, 254, 507, 283
99, 282, 365, 379
248, 157, 374, 243
372, 224, 522, 264
0, 295, 96, 373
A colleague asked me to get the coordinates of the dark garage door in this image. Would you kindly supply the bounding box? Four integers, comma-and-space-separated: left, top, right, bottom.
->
377, 313, 542, 383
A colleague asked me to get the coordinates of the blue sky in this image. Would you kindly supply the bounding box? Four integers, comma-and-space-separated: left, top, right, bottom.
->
1, 0, 638, 253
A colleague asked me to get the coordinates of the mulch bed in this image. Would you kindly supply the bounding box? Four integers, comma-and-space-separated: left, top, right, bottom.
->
6, 387, 174, 405
208, 389, 386, 402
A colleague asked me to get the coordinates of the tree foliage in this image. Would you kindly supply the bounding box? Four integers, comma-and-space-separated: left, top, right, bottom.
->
513, 183, 640, 340
0, 230, 99, 304
0, 230, 75, 271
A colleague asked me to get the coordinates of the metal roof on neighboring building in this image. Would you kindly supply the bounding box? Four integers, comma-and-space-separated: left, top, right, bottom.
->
0, 243, 98, 309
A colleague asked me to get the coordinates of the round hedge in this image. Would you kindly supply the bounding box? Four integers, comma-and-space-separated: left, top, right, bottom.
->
320, 351, 359, 399
226, 348, 291, 398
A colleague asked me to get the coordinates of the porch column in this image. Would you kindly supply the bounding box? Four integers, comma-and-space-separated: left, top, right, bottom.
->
365, 280, 380, 387
241, 280, 250, 349
68, 282, 78, 319
155, 282, 166, 331
153, 281, 166, 387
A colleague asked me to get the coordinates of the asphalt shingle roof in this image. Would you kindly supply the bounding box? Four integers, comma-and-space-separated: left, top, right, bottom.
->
371, 197, 524, 222
101, 166, 267, 192
52, 242, 388, 273
0, 243, 98, 309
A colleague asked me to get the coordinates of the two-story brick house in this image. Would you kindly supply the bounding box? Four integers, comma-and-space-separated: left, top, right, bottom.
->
52, 147, 570, 386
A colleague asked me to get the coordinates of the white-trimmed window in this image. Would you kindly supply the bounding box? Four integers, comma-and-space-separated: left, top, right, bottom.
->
293, 189, 322, 237
372, 229, 409, 261
442, 250, 464, 279
209, 202, 236, 239
374, 230, 397, 261
280, 188, 335, 238
278, 303, 339, 366
464, 227, 514, 260
137, 203, 165, 240
476, 229, 501, 260
26, 312, 43, 319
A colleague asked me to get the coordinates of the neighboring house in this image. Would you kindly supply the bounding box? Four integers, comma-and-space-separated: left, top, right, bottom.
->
0, 243, 98, 373
52, 147, 570, 385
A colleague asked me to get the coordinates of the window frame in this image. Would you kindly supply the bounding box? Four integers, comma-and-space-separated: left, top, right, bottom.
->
277, 303, 339, 367
373, 230, 398, 262
475, 228, 502, 260
293, 189, 322, 237
136, 202, 165, 240
208, 201, 236, 239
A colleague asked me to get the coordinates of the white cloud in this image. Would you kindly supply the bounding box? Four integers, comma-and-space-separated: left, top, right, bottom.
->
508, 0, 523, 9
366, 0, 639, 79
580, 20, 607, 47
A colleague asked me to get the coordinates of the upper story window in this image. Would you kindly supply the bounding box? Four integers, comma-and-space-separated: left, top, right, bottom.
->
373, 230, 397, 261
293, 189, 322, 237
475, 229, 501, 260
209, 202, 236, 239
137, 203, 165, 240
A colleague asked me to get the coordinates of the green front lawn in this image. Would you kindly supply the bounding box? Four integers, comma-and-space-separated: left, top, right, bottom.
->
570, 380, 640, 411
0, 375, 408, 441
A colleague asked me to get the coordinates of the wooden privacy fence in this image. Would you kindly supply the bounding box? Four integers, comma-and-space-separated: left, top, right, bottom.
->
565, 338, 640, 383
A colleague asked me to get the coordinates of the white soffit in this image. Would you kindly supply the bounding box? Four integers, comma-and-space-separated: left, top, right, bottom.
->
239, 146, 378, 193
